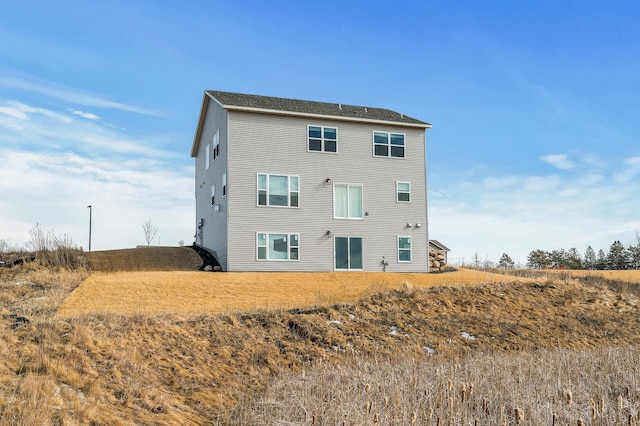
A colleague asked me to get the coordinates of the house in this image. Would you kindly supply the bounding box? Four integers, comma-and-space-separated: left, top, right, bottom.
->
191, 90, 431, 272
429, 240, 451, 264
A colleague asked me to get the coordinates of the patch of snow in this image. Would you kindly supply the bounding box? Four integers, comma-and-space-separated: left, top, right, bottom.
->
461, 331, 477, 340
348, 314, 356, 319
423, 346, 435, 355
389, 325, 399, 335
328, 320, 343, 326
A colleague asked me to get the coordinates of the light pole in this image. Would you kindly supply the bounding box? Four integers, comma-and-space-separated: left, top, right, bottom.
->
87, 205, 92, 251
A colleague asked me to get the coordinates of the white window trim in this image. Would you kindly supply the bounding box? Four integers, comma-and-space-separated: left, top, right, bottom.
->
373, 131, 406, 159
222, 173, 227, 197
212, 130, 220, 161
397, 236, 412, 263
333, 183, 363, 220
205, 143, 210, 170
396, 181, 411, 203
257, 173, 300, 208
256, 232, 300, 261
333, 235, 364, 271
307, 125, 338, 154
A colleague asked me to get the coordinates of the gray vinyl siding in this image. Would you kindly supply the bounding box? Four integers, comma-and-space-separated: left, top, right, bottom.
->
194, 101, 229, 270
225, 111, 428, 272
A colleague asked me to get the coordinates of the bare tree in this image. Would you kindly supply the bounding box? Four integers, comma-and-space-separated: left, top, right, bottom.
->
142, 219, 159, 246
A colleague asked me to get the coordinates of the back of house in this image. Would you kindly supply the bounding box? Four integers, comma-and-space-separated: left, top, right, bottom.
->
191, 90, 431, 272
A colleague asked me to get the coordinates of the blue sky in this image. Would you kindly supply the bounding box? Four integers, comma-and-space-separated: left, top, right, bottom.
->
1, 1, 639, 264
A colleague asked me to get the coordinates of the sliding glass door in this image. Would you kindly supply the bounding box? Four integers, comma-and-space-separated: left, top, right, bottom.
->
335, 237, 362, 270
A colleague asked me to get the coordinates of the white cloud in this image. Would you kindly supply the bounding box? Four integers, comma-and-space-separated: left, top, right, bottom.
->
0, 105, 27, 120
523, 175, 560, 192
0, 148, 194, 250
540, 154, 574, 170
429, 158, 640, 266
614, 156, 640, 183
0, 101, 72, 122
71, 109, 100, 120
0, 89, 193, 251
483, 176, 519, 189
0, 77, 161, 116
0, 99, 174, 158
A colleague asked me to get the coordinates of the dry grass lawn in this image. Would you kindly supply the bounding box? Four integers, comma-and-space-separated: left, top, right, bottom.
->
556, 269, 640, 282
58, 268, 523, 316
4, 264, 640, 424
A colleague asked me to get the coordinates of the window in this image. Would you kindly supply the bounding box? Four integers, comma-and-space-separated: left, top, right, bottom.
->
222, 173, 227, 196
205, 143, 210, 170
212, 130, 220, 160
334, 184, 362, 219
397, 182, 411, 203
210, 184, 215, 206
335, 236, 362, 270
308, 126, 337, 153
257, 174, 299, 207
374, 132, 405, 158
257, 233, 299, 261
398, 236, 412, 262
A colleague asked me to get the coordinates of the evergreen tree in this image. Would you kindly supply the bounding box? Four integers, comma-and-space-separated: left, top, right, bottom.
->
527, 250, 550, 269
607, 240, 628, 270
630, 231, 640, 269
584, 246, 596, 270
596, 249, 607, 270
629, 244, 640, 270
566, 247, 582, 269
550, 249, 567, 268
498, 253, 515, 269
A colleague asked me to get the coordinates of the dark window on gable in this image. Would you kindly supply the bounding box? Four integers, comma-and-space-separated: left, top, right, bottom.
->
374, 132, 405, 158
308, 126, 337, 153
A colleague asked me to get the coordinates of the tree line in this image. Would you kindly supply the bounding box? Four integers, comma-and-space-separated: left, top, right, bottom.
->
496, 232, 640, 270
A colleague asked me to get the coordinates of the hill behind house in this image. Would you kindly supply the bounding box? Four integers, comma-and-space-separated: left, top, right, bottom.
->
86, 246, 203, 271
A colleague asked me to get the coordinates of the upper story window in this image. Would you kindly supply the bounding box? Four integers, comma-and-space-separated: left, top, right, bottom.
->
211, 184, 215, 206
374, 132, 405, 158
334, 184, 362, 219
308, 126, 337, 153
212, 130, 220, 160
257, 232, 299, 261
205, 143, 210, 170
258, 174, 299, 207
397, 181, 411, 203
222, 173, 227, 196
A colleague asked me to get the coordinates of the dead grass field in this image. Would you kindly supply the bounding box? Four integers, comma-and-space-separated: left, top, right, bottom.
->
3, 264, 640, 424
556, 269, 640, 282
58, 268, 524, 316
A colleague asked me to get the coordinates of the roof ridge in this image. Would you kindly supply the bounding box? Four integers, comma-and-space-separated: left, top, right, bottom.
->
205, 90, 431, 127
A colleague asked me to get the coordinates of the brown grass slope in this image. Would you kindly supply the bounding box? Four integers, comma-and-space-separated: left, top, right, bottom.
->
86, 246, 203, 272
2, 266, 640, 424
58, 268, 526, 316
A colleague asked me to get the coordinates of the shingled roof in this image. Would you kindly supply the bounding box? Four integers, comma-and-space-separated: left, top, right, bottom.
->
206, 90, 431, 127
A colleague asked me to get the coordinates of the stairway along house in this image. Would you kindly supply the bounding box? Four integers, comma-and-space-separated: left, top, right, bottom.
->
191, 90, 431, 272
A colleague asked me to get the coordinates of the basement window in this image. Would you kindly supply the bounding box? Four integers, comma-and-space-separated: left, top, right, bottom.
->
257, 233, 299, 261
